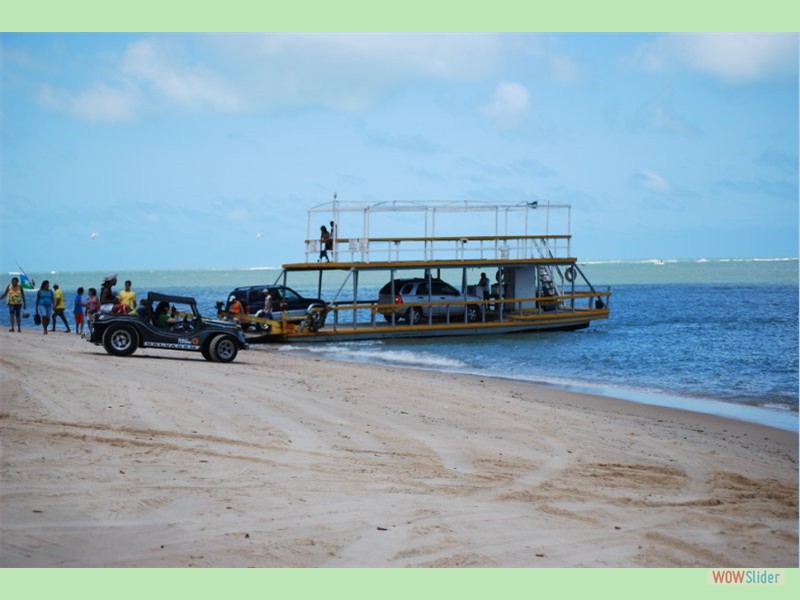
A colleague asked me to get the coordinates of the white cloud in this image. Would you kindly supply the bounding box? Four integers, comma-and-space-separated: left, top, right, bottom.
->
523, 34, 583, 84
241, 33, 502, 80
225, 205, 253, 222
482, 82, 531, 127
212, 33, 504, 111
123, 39, 242, 112
630, 101, 700, 137
37, 34, 507, 121
35, 38, 242, 122
38, 82, 139, 123
636, 169, 672, 193
71, 83, 140, 123
549, 53, 581, 84
635, 33, 798, 84
646, 105, 696, 135
366, 131, 443, 154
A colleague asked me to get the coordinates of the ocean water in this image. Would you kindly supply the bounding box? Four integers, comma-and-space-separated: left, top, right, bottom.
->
4, 258, 798, 431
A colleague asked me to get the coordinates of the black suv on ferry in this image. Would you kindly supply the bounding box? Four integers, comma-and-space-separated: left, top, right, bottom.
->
221, 285, 329, 326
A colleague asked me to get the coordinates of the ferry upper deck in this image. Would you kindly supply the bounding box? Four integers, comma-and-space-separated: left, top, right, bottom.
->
289, 199, 578, 271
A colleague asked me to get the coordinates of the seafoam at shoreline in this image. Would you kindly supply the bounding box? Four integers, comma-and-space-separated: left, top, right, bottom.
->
271, 344, 799, 433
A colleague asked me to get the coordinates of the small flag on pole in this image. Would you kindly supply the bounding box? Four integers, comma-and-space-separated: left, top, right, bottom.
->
19, 274, 35, 290
16, 263, 36, 290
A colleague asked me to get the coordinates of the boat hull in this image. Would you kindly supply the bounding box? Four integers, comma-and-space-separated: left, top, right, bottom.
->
260, 308, 607, 343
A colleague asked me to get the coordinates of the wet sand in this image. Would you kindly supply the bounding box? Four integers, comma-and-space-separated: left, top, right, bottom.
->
1, 330, 797, 566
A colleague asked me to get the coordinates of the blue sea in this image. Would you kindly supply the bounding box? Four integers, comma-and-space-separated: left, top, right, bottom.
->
4, 258, 798, 431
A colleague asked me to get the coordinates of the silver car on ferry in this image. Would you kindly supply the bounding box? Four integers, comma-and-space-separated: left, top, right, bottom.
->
377, 277, 482, 325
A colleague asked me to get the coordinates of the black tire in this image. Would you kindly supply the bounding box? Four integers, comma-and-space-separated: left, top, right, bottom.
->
252, 310, 270, 332
202, 345, 213, 361
406, 307, 423, 325
102, 324, 137, 357
466, 304, 480, 322
209, 334, 238, 363
306, 304, 327, 331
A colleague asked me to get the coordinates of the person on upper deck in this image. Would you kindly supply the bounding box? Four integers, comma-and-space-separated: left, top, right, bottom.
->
319, 225, 331, 262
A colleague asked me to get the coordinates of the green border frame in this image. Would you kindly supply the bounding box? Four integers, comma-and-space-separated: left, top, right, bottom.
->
2, 3, 798, 598
2, 1, 800, 30
2, 568, 799, 599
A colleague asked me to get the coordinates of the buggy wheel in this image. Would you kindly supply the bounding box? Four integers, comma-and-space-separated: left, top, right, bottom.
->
209, 334, 238, 363
102, 324, 137, 356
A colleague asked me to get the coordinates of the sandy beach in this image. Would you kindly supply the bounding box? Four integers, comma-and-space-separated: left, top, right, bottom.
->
1, 329, 796, 567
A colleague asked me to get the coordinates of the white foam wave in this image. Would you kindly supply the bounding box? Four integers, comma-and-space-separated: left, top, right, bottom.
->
238, 266, 282, 271
581, 257, 797, 265
760, 402, 797, 412
281, 344, 467, 370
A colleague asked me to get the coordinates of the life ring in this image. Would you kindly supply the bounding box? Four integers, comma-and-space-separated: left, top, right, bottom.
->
565, 266, 576, 282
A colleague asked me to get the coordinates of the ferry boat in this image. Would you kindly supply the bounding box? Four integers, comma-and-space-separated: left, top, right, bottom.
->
222, 199, 611, 342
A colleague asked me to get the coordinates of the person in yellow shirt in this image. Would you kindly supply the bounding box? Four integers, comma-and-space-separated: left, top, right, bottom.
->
1, 276, 27, 332
51, 284, 71, 332
118, 280, 137, 314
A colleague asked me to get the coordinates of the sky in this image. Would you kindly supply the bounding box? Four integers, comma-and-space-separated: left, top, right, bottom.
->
1, 32, 798, 272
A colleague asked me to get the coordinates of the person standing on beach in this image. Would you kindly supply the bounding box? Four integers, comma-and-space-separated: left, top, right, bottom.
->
228, 296, 246, 322
50, 284, 71, 332
73, 287, 86, 336
118, 280, 136, 313
36, 280, 54, 335
86, 288, 100, 328
1, 277, 27, 332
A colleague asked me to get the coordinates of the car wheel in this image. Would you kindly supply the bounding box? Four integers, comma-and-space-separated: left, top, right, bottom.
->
487, 294, 498, 311
306, 304, 327, 331
466, 304, 480, 322
103, 324, 137, 356
252, 310, 270, 331
406, 307, 423, 325
209, 334, 238, 363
